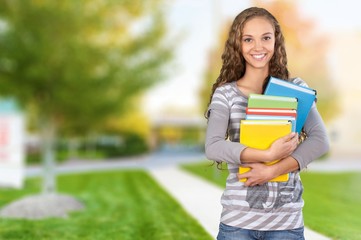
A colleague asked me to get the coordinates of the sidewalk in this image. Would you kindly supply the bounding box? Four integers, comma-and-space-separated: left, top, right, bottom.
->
149, 166, 331, 240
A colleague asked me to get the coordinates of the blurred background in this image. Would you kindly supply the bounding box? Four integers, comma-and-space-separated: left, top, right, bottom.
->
0, 0, 360, 189
143, 0, 361, 158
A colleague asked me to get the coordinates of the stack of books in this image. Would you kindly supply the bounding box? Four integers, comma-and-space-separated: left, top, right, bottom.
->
246, 93, 298, 132
239, 94, 297, 182
239, 76, 317, 182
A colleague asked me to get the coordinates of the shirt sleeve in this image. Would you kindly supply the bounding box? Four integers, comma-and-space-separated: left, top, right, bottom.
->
205, 88, 246, 165
290, 88, 330, 170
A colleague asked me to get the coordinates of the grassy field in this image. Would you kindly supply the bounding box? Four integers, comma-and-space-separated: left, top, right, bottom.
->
0, 170, 212, 240
181, 161, 361, 240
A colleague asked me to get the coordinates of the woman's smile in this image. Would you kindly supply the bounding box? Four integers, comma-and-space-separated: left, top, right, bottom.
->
251, 53, 267, 60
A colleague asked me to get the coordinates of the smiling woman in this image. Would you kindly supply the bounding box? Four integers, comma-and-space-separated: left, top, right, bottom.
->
204, 6, 329, 240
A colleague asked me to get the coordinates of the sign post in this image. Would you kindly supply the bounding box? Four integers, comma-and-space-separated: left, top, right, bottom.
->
0, 99, 25, 188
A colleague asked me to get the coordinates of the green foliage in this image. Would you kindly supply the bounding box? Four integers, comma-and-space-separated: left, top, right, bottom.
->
199, 27, 228, 113
182, 161, 361, 240
0, 170, 212, 240
0, 0, 173, 193
26, 132, 149, 164
87, 132, 149, 158
0, 0, 172, 135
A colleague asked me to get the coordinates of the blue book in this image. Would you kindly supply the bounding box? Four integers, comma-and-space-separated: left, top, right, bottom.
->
264, 76, 316, 133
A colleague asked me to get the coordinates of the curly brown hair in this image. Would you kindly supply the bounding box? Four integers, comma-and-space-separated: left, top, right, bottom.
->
207, 7, 289, 114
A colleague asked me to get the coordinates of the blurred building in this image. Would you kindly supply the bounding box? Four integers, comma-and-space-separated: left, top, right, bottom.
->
327, 32, 361, 157
150, 115, 206, 153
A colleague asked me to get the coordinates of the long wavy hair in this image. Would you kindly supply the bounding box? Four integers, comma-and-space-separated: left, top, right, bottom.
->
206, 7, 289, 116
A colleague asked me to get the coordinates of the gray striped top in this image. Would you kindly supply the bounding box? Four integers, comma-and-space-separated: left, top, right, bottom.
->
205, 78, 329, 230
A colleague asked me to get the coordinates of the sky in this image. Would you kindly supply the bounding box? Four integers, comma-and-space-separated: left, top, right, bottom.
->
143, 0, 361, 118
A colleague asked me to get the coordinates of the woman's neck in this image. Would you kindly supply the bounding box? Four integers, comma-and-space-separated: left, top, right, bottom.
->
237, 69, 269, 96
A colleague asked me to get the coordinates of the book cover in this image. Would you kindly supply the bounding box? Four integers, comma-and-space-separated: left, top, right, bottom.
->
246, 108, 297, 117
247, 93, 298, 110
246, 114, 297, 132
239, 120, 291, 182
264, 76, 316, 133
246, 108, 297, 132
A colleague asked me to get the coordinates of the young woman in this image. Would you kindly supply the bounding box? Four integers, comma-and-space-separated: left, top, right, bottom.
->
205, 7, 329, 240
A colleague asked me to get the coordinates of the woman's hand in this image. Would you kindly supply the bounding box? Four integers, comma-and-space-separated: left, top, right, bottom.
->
266, 132, 298, 162
237, 163, 275, 186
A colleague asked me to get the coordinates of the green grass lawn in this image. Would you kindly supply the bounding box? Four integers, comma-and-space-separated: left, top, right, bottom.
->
0, 170, 212, 240
182, 161, 361, 240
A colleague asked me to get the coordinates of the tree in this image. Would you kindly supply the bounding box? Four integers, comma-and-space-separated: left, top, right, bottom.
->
199, 21, 229, 114
0, 0, 172, 216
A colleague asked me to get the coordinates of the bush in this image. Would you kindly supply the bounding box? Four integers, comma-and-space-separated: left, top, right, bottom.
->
25, 149, 69, 165
95, 132, 149, 158
25, 132, 149, 164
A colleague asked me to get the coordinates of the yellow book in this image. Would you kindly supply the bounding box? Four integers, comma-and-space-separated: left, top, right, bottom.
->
239, 120, 291, 182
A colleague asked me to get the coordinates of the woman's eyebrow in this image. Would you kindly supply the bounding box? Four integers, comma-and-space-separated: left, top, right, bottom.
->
242, 32, 273, 37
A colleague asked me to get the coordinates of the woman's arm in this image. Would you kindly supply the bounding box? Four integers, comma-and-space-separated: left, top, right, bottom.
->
205, 108, 246, 165
291, 105, 330, 169
238, 156, 300, 186
240, 132, 298, 163
206, 107, 299, 165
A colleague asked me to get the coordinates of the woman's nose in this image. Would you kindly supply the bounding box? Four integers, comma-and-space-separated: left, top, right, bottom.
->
253, 40, 263, 50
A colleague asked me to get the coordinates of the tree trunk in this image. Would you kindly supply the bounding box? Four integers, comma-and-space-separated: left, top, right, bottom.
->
40, 120, 56, 194
68, 138, 79, 159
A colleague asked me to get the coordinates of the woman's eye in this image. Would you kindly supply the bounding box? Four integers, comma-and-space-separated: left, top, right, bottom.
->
243, 38, 252, 43
263, 36, 272, 41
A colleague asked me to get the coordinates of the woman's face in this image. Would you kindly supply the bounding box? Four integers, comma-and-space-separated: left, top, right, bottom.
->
241, 17, 275, 72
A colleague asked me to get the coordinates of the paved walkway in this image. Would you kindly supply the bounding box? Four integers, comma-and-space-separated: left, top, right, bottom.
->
149, 165, 332, 240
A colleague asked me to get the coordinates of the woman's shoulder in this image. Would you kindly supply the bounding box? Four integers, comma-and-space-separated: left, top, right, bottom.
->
215, 81, 244, 99
290, 77, 310, 88
215, 81, 243, 96
215, 81, 237, 92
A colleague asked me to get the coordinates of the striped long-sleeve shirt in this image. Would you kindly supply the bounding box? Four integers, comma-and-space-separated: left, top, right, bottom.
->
205, 78, 329, 230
